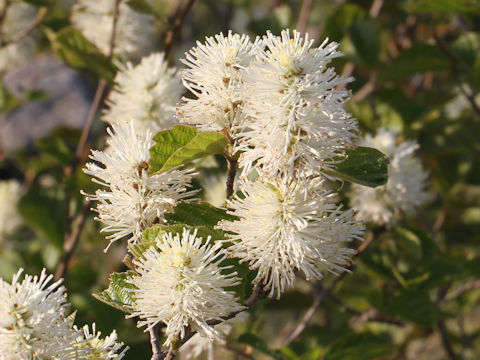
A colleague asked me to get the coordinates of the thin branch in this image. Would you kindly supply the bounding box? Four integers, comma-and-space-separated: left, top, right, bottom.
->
75, 0, 120, 160
369, 0, 384, 18
54, 200, 90, 281
226, 156, 237, 199
75, 79, 107, 160
433, 203, 448, 232
329, 294, 404, 326
107, 0, 122, 59
164, 0, 197, 58
284, 226, 384, 345
439, 279, 480, 306
351, 79, 376, 102
0, 6, 46, 47
164, 345, 175, 360
149, 325, 162, 360
284, 281, 325, 344
296, 0, 313, 35
437, 318, 459, 360
55, 0, 121, 281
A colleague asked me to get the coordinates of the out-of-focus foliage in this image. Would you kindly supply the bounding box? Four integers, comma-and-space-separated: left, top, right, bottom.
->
1, 0, 480, 359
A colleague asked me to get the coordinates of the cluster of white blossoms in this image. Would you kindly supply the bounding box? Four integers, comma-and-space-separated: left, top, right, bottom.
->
177, 31, 262, 132
0, 269, 127, 359
71, 0, 155, 59
178, 30, 358, 179
179, 29, 364, 298
74, 323, 128, 359
237, 30, 358, 178
84, 121, 196, 248
349, 128, 430, 225
103, 52, 183, 134
0, 0, 39, 73
128, 228, 244, 345
0, 179, 23, 245
84, 28, 366, 349
218, 178, 363, 298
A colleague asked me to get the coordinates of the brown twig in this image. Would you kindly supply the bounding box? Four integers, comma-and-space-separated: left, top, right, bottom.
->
369, 0, 384, 18
164, 0, 197, 58
284, 226, 384, 345
329, 295, 404, 326
75, 79, 108, 160
284, 280, 326, 344
75, 0, 120, 160
149, 324, 163, 360
55, 0, 121, 282
226, 155, 237, 199
2, 7, 46, 46
437, 318, 459, 360
296, 0, 313, 35
439, 279, 480, 306
54, 200, 90, 281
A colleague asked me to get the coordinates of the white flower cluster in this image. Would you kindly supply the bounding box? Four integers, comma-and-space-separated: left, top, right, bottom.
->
177, 32, 262, 132
237, 30, 357, 179
218, 178, 363, 298
103, 52, 183, 134
71, 0, 155, 59
128, 228, 243, 345
84, 121, 196, 248
84, 28, 365, 347
350, 128, 430, 225
178, 29, 358, 179
0, 0, 39, 73
0, 269, 126, 359
179, 29, 364, 298
0, 179, 23, 245
75, 323, 128, 359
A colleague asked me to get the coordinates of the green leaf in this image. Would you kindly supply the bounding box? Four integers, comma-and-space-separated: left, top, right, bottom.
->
325, 147, 389, 187
93, 271, 137, 313
18, 184, 66, 249
349, 20, 380, 68
452, 33, 480, 68
47, 27, 116, 82
238, 333, 286, 360
35, 135, 72, 166
126, 0, 156, 14
165, 201, 237, 228
0, 80, 20, 111
324, 332, 395, 360
466, 257, 480, 277
379, 44, 450, 81
388, 291, 438, 327
393, 226, 423, 261
415, 258, 466, 289
149, 126, 228, 173
451, 33, 480, 90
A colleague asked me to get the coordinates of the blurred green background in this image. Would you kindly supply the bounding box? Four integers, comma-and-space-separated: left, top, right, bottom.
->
1, 0, 480, 359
